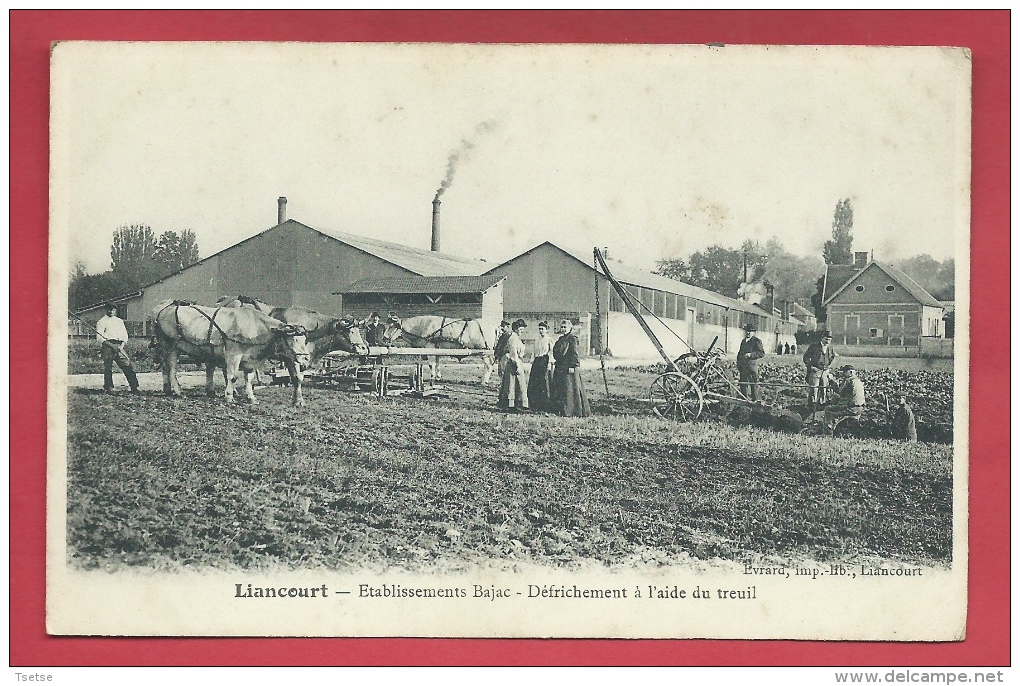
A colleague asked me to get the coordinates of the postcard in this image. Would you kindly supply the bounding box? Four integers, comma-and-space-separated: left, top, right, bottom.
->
48, 42, 970, 639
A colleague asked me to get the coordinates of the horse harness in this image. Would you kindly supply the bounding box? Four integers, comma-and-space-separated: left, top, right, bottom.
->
153, 301, 301, 360
397, 317, 474, 347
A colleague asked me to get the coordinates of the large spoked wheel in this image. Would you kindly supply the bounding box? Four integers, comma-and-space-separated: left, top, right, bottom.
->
650, 372, 704, 421
672, 352, 737, 417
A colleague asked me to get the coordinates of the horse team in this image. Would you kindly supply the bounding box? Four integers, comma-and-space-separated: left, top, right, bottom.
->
150, 296, 494, 407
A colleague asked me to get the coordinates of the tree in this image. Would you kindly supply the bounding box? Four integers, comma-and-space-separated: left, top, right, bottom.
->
823, 198, 854, 265
657, 238, 824, 305
811, 275, 826, 322
110, 224, 201, 288
656, 245, 744, 297
758, 239, 825, 305
654, 258, 692, 282
154, 229, 200, 275
687, 245, 745, 297
893, 255, 954, 301
110, 224, 162, 288
68, 270, 133, 311
739, 239, 768, 284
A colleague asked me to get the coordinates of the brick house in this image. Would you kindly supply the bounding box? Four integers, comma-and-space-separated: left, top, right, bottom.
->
821, 252, 945, 352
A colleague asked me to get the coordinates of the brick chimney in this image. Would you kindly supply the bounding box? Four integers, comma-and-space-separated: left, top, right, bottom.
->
278, 197, 287, 224
431, 198, 441, 251
854, 251, 869, 268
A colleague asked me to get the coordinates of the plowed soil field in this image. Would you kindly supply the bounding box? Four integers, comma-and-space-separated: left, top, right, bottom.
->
65, 360, 954, 573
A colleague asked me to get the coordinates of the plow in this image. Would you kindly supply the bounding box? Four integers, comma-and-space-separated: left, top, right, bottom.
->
593, 248, 906, 438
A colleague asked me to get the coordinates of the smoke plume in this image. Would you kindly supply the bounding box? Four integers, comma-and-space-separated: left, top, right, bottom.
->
434, 119, 499, 202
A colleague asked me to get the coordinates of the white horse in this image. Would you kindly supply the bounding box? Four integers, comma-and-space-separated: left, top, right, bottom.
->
386, 315, 497, 384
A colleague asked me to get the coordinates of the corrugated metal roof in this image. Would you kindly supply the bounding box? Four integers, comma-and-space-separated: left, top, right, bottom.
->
303, 222, 489, 276
74, 291, 144, 314
496, 241, 790, 319
338, 274, 504, 295
550, 242, 773, 316
77, 219, 489, 308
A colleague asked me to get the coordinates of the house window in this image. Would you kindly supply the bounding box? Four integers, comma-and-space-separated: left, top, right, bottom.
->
885, 285, 896, 292
870, 328, 883, 337
854, 285, 865, 292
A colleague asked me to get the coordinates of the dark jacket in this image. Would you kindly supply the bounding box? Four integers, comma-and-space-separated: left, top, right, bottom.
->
803, 342, 836, 371
552, 333, 581, 370
365, 323, 385, 347
737, 335, 765, 370
493, 331, 512, 360
892, 403, 917, 441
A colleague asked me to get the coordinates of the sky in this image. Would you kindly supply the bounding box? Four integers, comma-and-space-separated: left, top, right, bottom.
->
51, 43, 970, 275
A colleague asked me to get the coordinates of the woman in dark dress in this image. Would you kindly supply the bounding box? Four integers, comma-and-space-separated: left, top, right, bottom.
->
527, 321, 553, 411
550, 319, 591, 417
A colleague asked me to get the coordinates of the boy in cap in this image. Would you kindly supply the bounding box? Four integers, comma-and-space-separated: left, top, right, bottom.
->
96, 302, 140, 393
736, 322, 765, 401
892, 394, 917, 443
826, 365, 865, 428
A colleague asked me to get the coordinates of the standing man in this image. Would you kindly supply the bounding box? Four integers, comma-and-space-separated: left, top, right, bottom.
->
891, 394, 918, 442
364, 311, 385, 347
491, 320, 512, 383
96, 302, 140, 393
736, 322, 765, 401
498, 319, 529, 412
803, 331, 837, 411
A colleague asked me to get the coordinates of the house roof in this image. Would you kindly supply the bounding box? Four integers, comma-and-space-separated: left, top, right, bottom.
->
790, 302, 816, 319
878, 263, 944, 307
489, 241, 791, 320
821, 265, 860, 302
337, 274, 504, 295
823, 261, 943, 308
302, 221, 488, 277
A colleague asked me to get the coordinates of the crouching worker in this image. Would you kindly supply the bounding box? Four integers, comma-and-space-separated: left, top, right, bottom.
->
826, 365, 865, 429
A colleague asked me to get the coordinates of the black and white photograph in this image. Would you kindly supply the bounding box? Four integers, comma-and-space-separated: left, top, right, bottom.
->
49, 42, 969, 639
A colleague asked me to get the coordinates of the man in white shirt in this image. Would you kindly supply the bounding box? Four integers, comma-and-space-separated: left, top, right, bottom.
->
96, 302, 139, 393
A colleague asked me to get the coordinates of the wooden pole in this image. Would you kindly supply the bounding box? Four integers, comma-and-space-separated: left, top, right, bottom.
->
593, 248, 680, 373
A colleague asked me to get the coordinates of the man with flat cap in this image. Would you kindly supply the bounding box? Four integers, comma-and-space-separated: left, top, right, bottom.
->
803, 330, 837, 411
96, 302, 140, 393
736, 321, 765, 401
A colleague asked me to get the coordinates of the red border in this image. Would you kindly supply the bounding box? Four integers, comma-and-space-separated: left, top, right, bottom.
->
11, 10, 1008, 666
